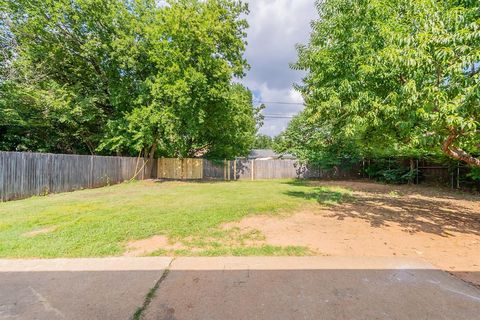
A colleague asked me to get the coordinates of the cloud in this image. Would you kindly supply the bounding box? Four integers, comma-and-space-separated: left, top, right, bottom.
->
240, 0, 318, 136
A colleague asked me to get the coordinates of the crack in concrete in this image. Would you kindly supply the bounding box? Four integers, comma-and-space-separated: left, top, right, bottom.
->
131, 258, 175, 320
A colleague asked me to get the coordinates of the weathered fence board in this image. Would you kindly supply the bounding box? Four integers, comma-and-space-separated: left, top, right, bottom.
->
0, 152, 153, 201
155, 158, 360, 181
1, 153, 362, 202
4, 151, 476, 202
157, 158, 202, 180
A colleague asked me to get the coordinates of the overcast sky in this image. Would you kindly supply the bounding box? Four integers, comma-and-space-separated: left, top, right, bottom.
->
240, 0, 318, 137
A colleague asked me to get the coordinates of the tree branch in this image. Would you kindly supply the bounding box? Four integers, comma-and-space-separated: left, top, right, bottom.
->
442, 129, 480, 167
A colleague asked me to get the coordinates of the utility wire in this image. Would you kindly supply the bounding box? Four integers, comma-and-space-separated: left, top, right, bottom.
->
262, 116, 295, 119
254, 101, 305, 105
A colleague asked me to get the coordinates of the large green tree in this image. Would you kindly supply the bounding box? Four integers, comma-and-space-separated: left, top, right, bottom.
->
275, 112, 360, 168
253, 134, 273, 149
292, 0, 480, 166
1, 0, 257, 159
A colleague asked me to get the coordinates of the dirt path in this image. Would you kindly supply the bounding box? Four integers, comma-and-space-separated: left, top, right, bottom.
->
224, 181, 480, 286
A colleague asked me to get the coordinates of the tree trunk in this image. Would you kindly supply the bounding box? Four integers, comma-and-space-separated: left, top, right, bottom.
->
409, 158, 415, 184
147, 143, 157, 178
442, 130, 480, 168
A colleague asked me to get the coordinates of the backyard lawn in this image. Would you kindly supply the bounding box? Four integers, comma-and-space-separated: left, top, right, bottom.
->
0, 179, 351, 258
1, 178, 479, 286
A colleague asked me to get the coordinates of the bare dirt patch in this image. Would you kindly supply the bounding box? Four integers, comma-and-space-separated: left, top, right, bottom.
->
23, 227, 57, 237
225, 180, 480, 286
124, 235, 185, 257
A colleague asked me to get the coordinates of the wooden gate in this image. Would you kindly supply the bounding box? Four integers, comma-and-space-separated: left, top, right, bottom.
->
157, 158, 203, 180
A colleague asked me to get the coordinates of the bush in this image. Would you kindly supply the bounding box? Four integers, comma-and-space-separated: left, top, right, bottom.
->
467, 167, 480, 182
365, 160, 417, 184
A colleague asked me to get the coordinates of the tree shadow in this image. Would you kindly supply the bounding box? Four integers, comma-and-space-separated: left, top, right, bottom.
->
153, 179, 230, 184
284, 189, 354, 206
284, 180, 480, 237
282, 179, 313, 187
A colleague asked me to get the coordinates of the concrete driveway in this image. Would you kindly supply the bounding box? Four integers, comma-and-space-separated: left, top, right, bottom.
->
1, 257, 479, 320
0, 258, 171, 320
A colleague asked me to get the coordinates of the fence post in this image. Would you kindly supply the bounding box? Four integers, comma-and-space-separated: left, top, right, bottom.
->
90, 155, 94, 188
416, 159, 419, 185
251, 159, 255, 181
233, 160, 237, 180
182, 158, 186, 180
362, 158, 365, 178
227, 160, 231, 180
451, 169, 454, 189
368, 159, 371, 180
457, 162, 460, 189
223, 160, 226, 180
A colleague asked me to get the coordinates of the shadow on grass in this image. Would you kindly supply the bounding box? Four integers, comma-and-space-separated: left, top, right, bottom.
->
281, 179, 313, 187
153, 179, 230, 184
284, 179, 480, 237
284, 188, 354, 206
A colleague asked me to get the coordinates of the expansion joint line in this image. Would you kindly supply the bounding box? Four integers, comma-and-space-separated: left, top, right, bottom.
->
132, 258, 176, 320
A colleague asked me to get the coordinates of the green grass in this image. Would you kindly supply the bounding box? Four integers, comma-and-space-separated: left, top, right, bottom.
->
0, 179, 352, 258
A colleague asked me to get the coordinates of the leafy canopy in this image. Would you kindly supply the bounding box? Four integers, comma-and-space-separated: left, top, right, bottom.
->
289, 0, 480, 167
1, 0, 258, 159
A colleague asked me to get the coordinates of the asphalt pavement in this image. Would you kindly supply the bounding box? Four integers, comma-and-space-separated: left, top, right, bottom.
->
0, 257, 479, 320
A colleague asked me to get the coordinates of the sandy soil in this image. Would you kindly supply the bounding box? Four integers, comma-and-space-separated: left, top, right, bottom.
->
224, 181, 480, 286
124, 235, 184, 256
22, 227, 57, 238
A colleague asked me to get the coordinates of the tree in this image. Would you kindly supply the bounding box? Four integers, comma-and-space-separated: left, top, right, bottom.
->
275, 112, 360, 168
1, 0, 256, 159
253, 134, 273, 149
294, 0, 480, 167
199, 83, 258, 159
2, 0, 142, 154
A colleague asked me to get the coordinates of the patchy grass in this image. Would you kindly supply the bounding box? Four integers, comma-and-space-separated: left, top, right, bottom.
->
150, 245, 313, 257
0, 179, 351, 258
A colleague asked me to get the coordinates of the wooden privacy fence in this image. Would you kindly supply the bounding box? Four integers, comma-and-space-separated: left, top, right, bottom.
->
157, 158, 203, 180
2, 151, 476, 202
156, 158, 360, 181
0, 152, 360, 201
0, 152, 155, 201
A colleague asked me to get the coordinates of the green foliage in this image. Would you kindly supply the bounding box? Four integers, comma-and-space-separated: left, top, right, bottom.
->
289, 0, 480, 167
467, 167, 480, 181
202, 84, 258, 159
253, 134, 274, 149
1, 0, 256, 158
275, 112, 361, 169
364, 160, 416, 184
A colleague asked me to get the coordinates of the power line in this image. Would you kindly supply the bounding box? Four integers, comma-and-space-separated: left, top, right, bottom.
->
263, 116, 295, 119
254, 101, 305, 105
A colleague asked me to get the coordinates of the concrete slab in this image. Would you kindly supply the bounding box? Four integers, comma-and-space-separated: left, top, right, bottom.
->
144, 257, 480, 320
169, 256, 435, 271
0, 257, 172, 272
0, 258, 172, 320
2, 257, 479, 319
